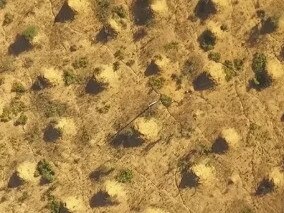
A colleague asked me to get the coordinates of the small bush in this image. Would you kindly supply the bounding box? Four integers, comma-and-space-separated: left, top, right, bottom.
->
37, 160, 55, 183
0, 0, 6, 9
148, 77, 165, 90
116, 169, 133, 183
233, 58, 244, 71
112, 5, 127, 18
96, 0, 112, 23
72, 57, 88, 69
251, 53, 271, 88
11, 82, 26, 93
47, 196, 66, 213
198, 29, 216, 51
63, 69, 78, 86
0, 97, 26, 122
14, 114, 28, 126
160, 94, 172, 107
208, 52, 221, 62
22, 26, 38, 41
3, 13, 14, 26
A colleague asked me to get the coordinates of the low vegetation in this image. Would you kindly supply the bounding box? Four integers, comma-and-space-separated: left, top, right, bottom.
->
116, 169, 133, 183
148, 76, 165, 90
36, 160, 55, 183
160, 94, 172, 107
208, 52, 221, 62
251, 53, 271, 88
22, 26, 38, 41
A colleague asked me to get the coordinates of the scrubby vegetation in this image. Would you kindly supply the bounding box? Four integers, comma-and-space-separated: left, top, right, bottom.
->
36, 160, 55, 183
0, 0, 6, 9
208, 52, 221, 62
148, 76, 165, 90
3, 13, 14, 26
22, 26, 38, 41
116, 169, 133, 183
251, 53, 271, 89
160, 94, 172, 107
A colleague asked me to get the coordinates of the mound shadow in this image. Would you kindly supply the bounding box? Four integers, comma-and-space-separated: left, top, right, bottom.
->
8, 172, 23, 188
211, 137, 229, 154
133, 0, 154, 26
144, 60, 160, 76
8, 35, 33, 56
54, 1, 76, 23
85, 78, 107, 95
194, 0, 217, 20
43, 125, 62, 142
255, 178, 274, 196
179, 170, 200, 189
90, 191, 117, 208
193, 72, 215, 91
111, 129, 144, 148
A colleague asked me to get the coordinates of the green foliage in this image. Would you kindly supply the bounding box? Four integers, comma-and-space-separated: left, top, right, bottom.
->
208, 52, 221, 62
11, 82, 26, 93
160, 94, 172, 107
14, 113, 28, 126
22, 26, 38, 40
0, 97, 26, 122
198, 29, 216, 51
63, 69, 78, 86
3, 13, 14, 26
222, 59, 244, 81
251, 53, 271, 87
252, 53, 266, 74
112, 5, 127, 18
164, 41, 179, 51
37, 160, 55, 183
96, 0, 112, 23
0, 0, 6, 9
116, 169, 133, 183
148, 76, 165, 90
72, 57, 88, 69
47, 196, 66, 213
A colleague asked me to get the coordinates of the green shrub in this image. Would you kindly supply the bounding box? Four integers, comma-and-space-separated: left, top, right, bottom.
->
0, 0, 6, 9
63, 69, 78, 86
37, 160, 55, 183
112, 5, 127, 18
198, 29, 216, 51
0, 97, 26, 122
72, 57, 88, 69
208, 52, 221, 62
96, 0, 112, 23
3, 13, 14, 26
233, 58, 244, 71
14, 114, 28, 126
160, 94, 172, 107
22, 26, 38, 41
148, 77, 165, 90
251, 53, 271, 87
11, 82, 26, 93
116, 169, 133, 183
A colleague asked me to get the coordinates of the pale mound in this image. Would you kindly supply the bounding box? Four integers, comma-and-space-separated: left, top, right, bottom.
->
192, 160, 216, 186
267, 57, 284, 80
153, 55, 169, 71
212, 0, 231, 9
150, 0, 168, 14
143, 207, 169, 213
108, 18, 123, 33
221, 128, 241, 148
269, 167, 284, 187
16, 161, 37, 183
63, 196, 86, 212
32, 31, 48, 46
55, 118, 77, 136
68, 0, 91, 13
95, 65, 119, 87
41, 67, 63, 87
104, 180, 127, 202
207, 21, 224, 38
204, 61, 226, 84
133, 117, 161, 141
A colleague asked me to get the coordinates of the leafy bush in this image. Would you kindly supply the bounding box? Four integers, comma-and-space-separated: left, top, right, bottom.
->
72, 57, 88, 69
116, 169, 133, 183
11, 82, 26, 93
160, 94, 172, 107
22, 26, 38, 41
198, 29, 216, 51
208, 52, 221, 62
0, 0, 6, 9
148, 77, 165, 90
251, 53, 271, 88
37, 160, 55, 183
63, 69, 78, 86
3, 13, 14, 26
14, 114, 28, 126
96, 0, 112, 23
0, 97, 26, 122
